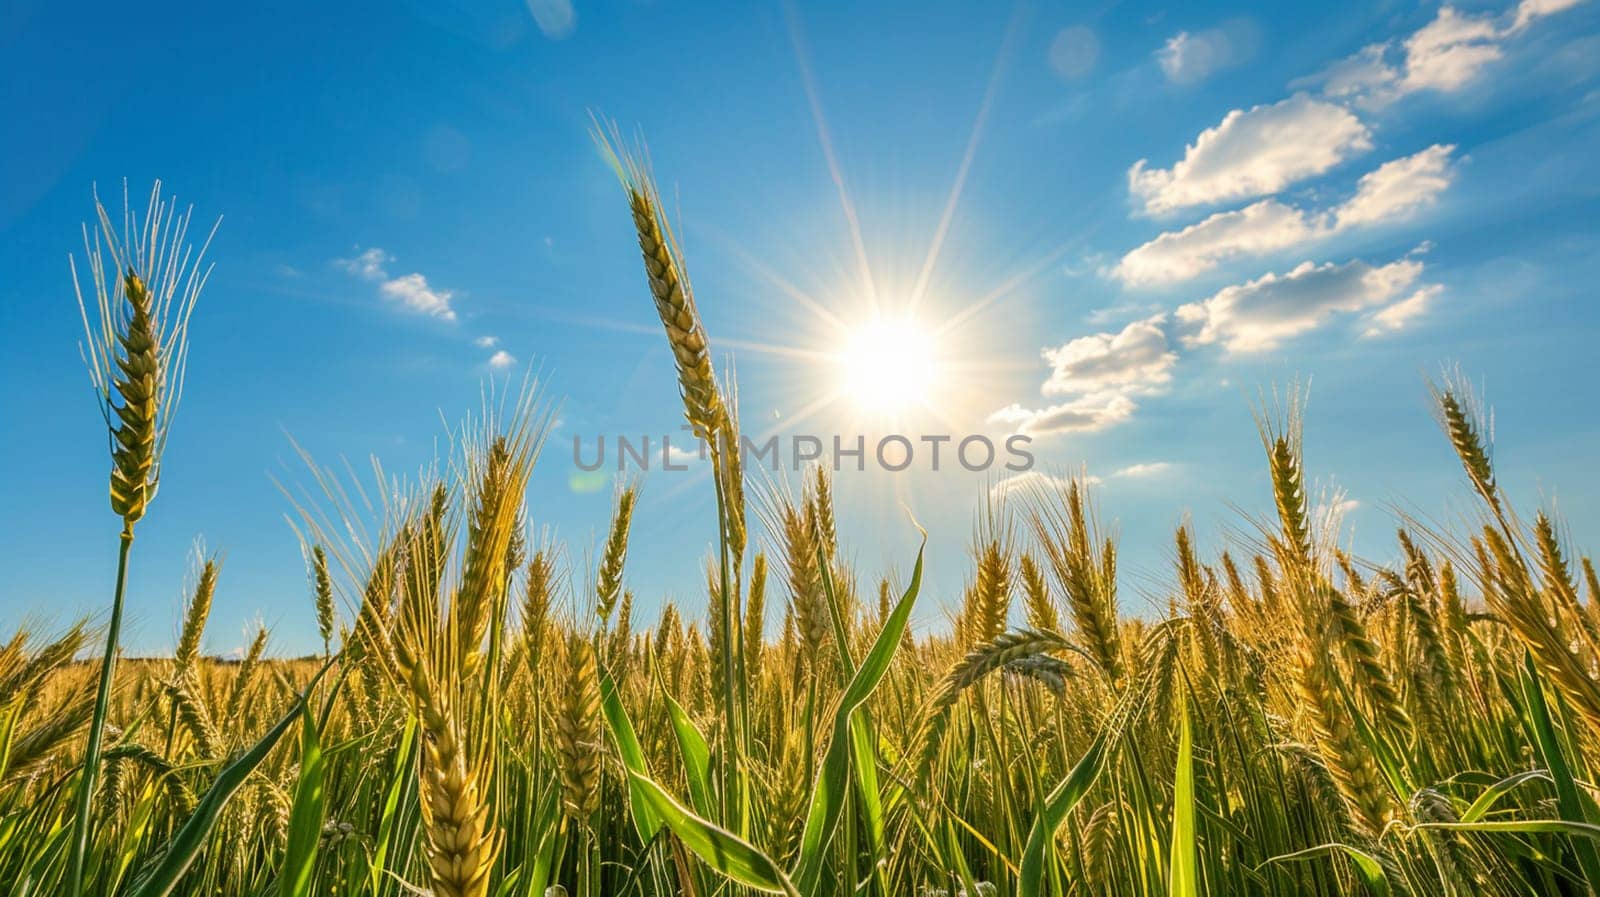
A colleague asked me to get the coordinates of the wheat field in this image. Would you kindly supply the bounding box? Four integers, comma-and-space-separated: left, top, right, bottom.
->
5, 171, 1600, 897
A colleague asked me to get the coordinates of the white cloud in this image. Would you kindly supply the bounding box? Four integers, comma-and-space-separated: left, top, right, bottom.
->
1514, 0, 1585, 30
988, 393, 1137, 436
993, 316, 1178, 437
380, 274, 457, 321
1041, 315, 1178, 395
665, 443, 706, 467
1128, 94, 1371, 214
1310, 45, 1398, 102
1113, 461, 1174, 478
1334, 144, 1457, 229
337, 247, 390, 281
527, 0, 576, 39
487, 349, 517, 369
1157, 21, 1257, 85
1363, 284, 1442, 336
1175, 256, 1434, 353
1304, 0, 1587, 107
474, 335, 500, 348
1402, 7, 1506, 93
1113, 200, 1317, 285
991, 470, 1101, 500
338, 247, 458, 322
1114, 145, 1456, 285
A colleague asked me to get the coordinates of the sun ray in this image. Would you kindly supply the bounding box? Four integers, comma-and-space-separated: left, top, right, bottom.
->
941, 357, 1043, 375
784, 0, 878, 311
714, 336, 835, 364
909, 5, 1024, 311
702, 226, 853, 334
754, 392, 840, 444
931, 237, 1086, 341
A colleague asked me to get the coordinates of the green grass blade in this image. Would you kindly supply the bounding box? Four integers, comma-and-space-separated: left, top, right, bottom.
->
1261, 843, 1392, 897
278, 706, 327, 897
369, 717, 417, 896
627, 770, 799, 897
1520, 650, 1600, 894
1417, 820, 1600, 838
601, 670, 663, 842
1460, 770, 1553, 823
818, 544, 888, 885
1169, 691, 1196, 897
794, 538, 924, 895
656, 660, 714, 818
128, 662, 330, 897
1018, 679, 1143, 897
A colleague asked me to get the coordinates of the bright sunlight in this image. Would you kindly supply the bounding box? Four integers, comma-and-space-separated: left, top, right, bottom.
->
834, 313, 943, 415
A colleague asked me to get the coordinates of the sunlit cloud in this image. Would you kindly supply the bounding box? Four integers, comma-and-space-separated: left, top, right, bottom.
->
1363, 284, 1442, 337
1300, 0, 1587, 108
337, 247, 458, 322
1041, 315, 1177, 396
988, 392, 1137, 436
1113, 461, 1174, 478
1156, 19, 1258, 85
1334, 144, 1457, 229
1175, 255, 1436, 353
380, 274, 457, 321
990, 470, 1101, 500
1127, 94, 1372, 214
1114, 145, 1456, 285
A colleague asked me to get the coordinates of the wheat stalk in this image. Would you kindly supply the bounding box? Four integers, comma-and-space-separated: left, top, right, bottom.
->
595, 485, 637, 627
1018, 554, 1057, 634
744, 553, 768, 687
1028, 478, 1125, 685
310, 545, 336, 657
555, 633, 602, 822
66, 182, 217, 896
595, 131, 724, 439
174, 558, 217, 678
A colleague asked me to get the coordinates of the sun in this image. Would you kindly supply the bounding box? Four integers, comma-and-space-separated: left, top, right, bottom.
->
834, 313, 943, 416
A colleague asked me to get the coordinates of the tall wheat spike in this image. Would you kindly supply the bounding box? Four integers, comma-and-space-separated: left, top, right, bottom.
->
814, 466, 839, 562
175, 558, 217, 677
1431, 378, 1497, 510
595, 485, 637, 627
966, 539, 1012, 647
595, 130, 723, 439
1029, 478, 1125, 684
1018, 553, 1057, 633
1294, 610, 1393, 837
1256, 390, 1314, 572
783, 498, 830, 662
454, 435, 525, 675
66, 183, 217, 896
745, 552, 768, 686
555, 632, 602, 822
310, 545, 336, 656
74, 184, 215, 529
366, 399, 543, 897
521, 548, 556, 672
716, 383, 748, 561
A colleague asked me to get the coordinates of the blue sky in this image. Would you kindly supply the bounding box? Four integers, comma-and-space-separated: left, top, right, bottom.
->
2, 0, 1597, 657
